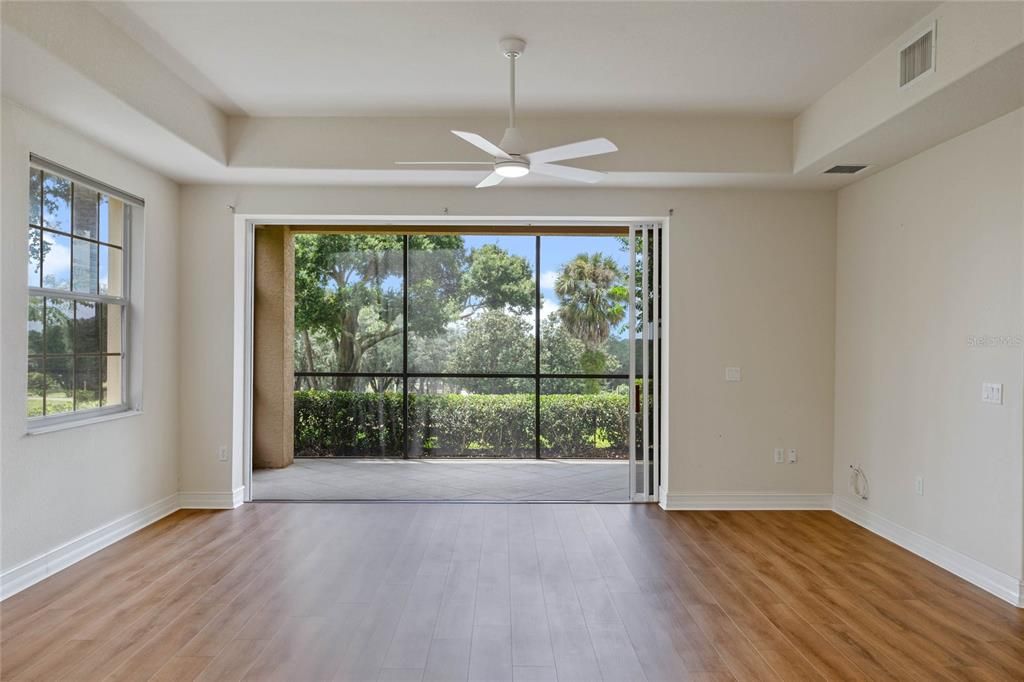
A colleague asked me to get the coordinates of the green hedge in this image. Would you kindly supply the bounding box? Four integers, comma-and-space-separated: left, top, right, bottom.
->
293, 390, 629, 459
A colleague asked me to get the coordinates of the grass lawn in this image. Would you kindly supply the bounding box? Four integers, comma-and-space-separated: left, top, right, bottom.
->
27, 391, 82, 417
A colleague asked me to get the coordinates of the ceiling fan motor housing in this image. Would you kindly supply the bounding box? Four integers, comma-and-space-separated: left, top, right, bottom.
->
498, 127, 527, 155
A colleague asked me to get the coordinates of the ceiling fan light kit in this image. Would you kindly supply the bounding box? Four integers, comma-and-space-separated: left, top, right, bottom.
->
495, 159, 530, 178
396, 36, 618, 188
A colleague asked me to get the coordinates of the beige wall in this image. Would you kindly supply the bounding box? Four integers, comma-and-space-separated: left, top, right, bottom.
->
673, 193, 836, 496
1, 99, 180, 572
177, 185, 836, 500
834, 107, 1024, 581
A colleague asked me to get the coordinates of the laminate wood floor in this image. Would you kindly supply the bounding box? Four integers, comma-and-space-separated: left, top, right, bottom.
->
2, 503, 1023, 681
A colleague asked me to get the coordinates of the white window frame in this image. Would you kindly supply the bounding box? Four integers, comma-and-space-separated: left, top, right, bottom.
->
26, 154, 142, 432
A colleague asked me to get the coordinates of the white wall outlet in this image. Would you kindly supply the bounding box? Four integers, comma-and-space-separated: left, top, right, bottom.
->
914, 475, 924, 496
773, 448, 785, 464
982, 382, 1003, 404
218, 446, 229, 462
787, 448, 797, 463
725, 367, 742, 382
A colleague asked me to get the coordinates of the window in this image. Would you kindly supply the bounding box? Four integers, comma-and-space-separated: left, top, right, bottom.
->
26, 156, 139, 427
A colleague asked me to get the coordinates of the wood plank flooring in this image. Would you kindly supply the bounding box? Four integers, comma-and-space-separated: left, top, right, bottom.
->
2, 503, 1023, 681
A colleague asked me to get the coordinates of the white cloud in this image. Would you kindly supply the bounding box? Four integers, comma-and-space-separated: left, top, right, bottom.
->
521, 298, 559, 328
539, 270, 559, 290
541, 298, 560, 323
37, 237, 71, 286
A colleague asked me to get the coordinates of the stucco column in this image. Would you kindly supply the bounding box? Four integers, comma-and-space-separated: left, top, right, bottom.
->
253, 227, 295, 469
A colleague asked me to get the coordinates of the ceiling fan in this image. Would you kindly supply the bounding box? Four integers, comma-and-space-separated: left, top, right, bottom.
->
396, 37, 618, 188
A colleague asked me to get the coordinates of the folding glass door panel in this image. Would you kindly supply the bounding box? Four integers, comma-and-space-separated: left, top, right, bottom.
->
279, 226, 660, 502
628, 223, 662, 501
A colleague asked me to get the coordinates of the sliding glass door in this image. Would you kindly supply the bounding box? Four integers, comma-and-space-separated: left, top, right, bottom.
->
289, 225, 661, 500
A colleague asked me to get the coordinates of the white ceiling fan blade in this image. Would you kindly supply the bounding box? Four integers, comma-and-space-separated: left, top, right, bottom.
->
530, 163, 606, 184
526, 138, 617, 164
475, 172, 505, 188
452, 131, 512, 160
395, 161, 494, 166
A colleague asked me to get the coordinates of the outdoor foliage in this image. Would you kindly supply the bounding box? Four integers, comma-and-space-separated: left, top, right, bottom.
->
294, 390, 629, 459
555, 253, 627, 350
291, 233, 636, 459
293, 235, 633, 388
293, 234, 537, 388
555, 253, 628, 390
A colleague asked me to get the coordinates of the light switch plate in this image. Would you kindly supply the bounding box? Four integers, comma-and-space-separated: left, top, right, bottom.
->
725, 367, 742, 382
982, 382, 1003, 405
773, 448, 785, 464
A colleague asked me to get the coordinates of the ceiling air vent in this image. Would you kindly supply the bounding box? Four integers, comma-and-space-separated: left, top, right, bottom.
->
824, 165, 869, 175
899, 23, 936, 87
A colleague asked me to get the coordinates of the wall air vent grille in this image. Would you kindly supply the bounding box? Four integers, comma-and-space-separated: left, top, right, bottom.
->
824, 165, 869, 175
900, 24, 935, 87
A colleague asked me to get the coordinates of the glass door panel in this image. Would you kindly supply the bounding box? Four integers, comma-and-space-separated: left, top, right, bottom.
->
407, 234, 536, 374
628, 224, 662, 501
539, 235, 631, 376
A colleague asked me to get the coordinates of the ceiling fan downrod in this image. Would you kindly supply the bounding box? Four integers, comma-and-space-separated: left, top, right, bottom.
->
498, 37, 527, 156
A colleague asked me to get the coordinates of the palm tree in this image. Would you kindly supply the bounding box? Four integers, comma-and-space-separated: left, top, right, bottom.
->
554, 254, 627, 387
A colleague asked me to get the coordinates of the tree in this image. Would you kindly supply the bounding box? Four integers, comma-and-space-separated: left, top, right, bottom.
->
28, 172, 71, 283
540, 313, 619, 393
460, 244, 534, 316
554, 253, 628, 387
447, 309, 533, 394
292, 234, 536, 390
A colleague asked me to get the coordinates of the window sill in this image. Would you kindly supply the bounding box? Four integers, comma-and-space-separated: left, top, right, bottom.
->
26, 408, 143, 436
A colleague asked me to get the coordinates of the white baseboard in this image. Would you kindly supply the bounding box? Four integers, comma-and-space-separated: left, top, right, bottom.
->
1, 487, 247, 601
662, 491, 834, 510
0, 492, 179, 600
178, 487, 245, 510
833, 496, 1023, 608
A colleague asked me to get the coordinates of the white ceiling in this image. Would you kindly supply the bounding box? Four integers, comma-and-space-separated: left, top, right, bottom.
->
102, 1, 937, 118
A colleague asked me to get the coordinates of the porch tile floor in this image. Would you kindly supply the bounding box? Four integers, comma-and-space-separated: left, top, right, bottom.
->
253, 457, 630, 501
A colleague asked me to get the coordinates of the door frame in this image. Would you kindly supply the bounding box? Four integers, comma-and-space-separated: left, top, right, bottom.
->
233, 214, 671, 504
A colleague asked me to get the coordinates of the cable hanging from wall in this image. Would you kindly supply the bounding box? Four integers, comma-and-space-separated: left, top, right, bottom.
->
849, 464, 869, 500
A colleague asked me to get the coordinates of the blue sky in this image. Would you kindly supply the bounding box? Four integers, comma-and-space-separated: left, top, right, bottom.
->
464, 233, 629, 294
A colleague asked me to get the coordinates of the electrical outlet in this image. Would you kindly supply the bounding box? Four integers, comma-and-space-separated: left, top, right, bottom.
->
218, 446, 229, 462
773, 448, 785, 464
787, 448, 797, 463
915, 475, 924, 496
725, 367, 742, 382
